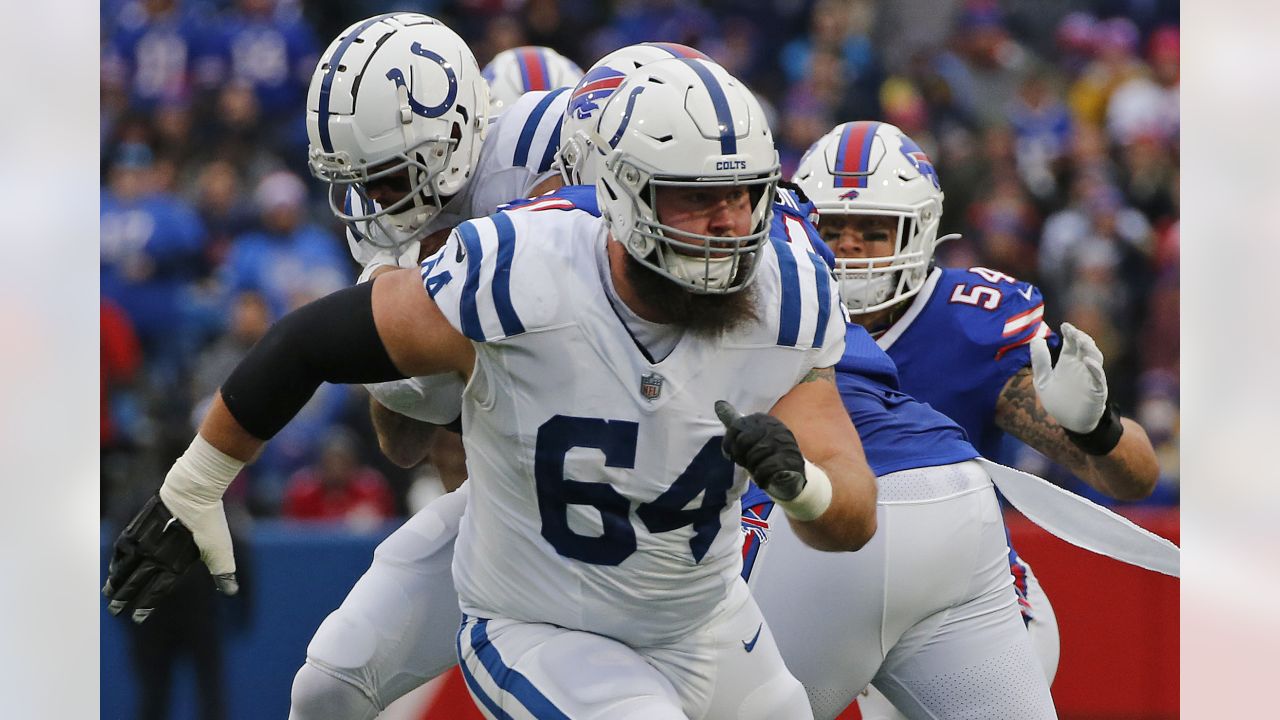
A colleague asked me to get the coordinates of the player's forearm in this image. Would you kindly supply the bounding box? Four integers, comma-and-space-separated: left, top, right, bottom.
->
1079, 418, 1159, 500
788, 456, 878, 552
995, 370, 1159, 500
369, 396, 436, 468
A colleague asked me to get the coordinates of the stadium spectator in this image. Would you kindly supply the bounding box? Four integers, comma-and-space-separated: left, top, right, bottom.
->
282, 429, 397, 524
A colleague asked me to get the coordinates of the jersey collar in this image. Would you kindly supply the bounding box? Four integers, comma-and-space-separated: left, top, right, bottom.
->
875, 266, 943, 351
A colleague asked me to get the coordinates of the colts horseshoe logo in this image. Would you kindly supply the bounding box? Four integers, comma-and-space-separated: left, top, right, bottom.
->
384, 42, 458, 119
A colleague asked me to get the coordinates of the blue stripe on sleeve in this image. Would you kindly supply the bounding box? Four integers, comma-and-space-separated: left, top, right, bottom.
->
772, 236, 801, 347
455, 617, 512, 720
471, 619, 571, 720
456, 222, 486, 341
810, 252, 832, 348
514, 87, 568, 168
490, 213, 526, 337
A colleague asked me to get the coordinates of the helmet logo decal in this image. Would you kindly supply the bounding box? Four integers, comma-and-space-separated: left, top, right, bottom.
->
384, 42, 459, 119
607, 86, 646, 148
568, 66, 626, 120
832, 121, 880, 188
839, 189, 860, 200
898, 135, 940, 189
680, 59, 736, 154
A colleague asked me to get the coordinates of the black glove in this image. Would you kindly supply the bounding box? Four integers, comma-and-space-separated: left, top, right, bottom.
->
102, 494, 201, 624
715, 400, 807, 501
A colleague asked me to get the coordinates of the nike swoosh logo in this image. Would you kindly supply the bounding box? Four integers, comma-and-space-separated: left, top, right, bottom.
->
455, 241, 466, 263
1018, 286, 1034, 302
742, 623, 763, 653
163, 517, 180, 533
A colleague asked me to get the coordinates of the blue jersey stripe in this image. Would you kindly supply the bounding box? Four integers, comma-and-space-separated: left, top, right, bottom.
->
317, 14, 397, 153
490, 214, 526, 336
471, 619, 572, 720
456, 222, 486, 341
513, 87, 568, 168
538, 115, 563, 174
455, 618, 512, 720
680, 59, 736, 154
772, 236, 801, 346
810, 252, 832, 348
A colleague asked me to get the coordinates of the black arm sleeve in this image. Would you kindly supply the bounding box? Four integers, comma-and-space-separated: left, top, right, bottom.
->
221, 281, 407, 440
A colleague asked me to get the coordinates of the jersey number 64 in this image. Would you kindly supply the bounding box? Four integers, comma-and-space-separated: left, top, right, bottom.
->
535, 415, 735, 566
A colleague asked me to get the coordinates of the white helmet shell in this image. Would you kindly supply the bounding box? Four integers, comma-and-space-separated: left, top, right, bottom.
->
306, 13, 489, 250
792, 121, 946, 314
592, 58, 780, 294
558, 42, 713, 187
481, 45, 583, 116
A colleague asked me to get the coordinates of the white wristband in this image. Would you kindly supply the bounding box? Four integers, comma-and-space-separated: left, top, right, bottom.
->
159, 435, 246, 508
777, 459, 833, 522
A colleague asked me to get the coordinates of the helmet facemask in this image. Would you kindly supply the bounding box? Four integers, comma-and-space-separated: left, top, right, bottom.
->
311, 127, 461, 252
821, 205, 940, 314
601, 152, 778, 295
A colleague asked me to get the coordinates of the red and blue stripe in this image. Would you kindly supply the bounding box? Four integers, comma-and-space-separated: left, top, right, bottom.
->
517, 47, 551, 92
832, 121, 881, 188
647, 41, 711, 60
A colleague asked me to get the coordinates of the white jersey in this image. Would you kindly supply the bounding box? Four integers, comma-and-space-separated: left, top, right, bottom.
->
422, 199, 844, 647
362, 88, 570, 423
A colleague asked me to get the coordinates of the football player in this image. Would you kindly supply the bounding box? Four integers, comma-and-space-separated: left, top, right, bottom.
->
481, 45, 583, 117
104, 57, 877, 719
791, 121, 1161, 719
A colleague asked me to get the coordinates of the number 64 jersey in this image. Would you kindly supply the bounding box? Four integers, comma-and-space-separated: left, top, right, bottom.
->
421, 195, 844, 648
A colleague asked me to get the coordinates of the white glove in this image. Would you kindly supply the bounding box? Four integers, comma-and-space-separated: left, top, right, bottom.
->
1029, 322, 1108, 434
157, 435, 245, 593
349, 226, 422, 283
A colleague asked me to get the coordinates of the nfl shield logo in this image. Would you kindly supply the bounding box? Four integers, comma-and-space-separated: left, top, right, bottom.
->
640, 372, 664, 401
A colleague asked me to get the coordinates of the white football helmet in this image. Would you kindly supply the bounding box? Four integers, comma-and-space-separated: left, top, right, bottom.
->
592, 58, 779, 294
558, 42, 713, 187
481, 45, 583, 116
793, 121, 951, 314
306, 13, 489, 252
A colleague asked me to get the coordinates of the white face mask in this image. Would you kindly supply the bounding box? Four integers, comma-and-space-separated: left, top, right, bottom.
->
664, 251, 739, 292
838, 274, 896, 312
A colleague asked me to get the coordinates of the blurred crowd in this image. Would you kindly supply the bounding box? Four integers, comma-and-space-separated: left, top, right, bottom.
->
100, 0, 1180, 523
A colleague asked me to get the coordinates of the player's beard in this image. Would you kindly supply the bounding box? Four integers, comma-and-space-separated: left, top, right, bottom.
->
624, 251, 760, 337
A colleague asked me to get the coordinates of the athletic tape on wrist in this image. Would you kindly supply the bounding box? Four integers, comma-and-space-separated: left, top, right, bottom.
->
1063, 401, 1125, 456
160, 435, 246, 506
778, 459, 833, 521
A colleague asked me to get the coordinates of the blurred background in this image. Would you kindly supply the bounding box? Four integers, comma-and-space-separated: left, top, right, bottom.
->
98, 0, 1179, 718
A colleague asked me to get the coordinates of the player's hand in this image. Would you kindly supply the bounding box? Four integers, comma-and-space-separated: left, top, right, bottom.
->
1030, 322, 1108, 433
715, 400, 807, 502
350, 233, 422, 281
103, 490, 239, 624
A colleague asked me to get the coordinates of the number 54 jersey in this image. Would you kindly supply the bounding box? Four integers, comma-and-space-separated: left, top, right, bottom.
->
421, 194, 844, 647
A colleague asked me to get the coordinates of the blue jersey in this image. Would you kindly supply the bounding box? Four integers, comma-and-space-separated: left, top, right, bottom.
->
836, 324, 977, 476
879, 266, 1059, 462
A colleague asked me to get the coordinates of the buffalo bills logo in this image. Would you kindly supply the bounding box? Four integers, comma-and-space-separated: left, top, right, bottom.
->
568, 66, 626, 120
839, 189, 861, 200
385, 42, 458, 119
898, 135, 940, 189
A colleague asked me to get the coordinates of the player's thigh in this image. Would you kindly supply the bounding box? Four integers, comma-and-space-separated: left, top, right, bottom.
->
456, 615, 686, 720
745, 503, 889, 719
303, 487, 469, 705
695, 585, 813, 720
873, 489, 1056, 720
